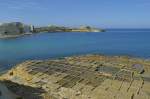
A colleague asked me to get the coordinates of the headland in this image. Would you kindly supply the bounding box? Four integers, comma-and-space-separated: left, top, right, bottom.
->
0, 22, 105, 39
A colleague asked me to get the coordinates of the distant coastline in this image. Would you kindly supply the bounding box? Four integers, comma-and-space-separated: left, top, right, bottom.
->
0, 22, 105, 39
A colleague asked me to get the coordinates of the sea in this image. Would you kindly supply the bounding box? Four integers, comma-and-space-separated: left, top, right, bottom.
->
0, 29, 150, 71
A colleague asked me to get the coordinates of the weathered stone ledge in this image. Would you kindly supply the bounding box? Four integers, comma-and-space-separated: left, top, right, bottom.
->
0, 55, 150, 99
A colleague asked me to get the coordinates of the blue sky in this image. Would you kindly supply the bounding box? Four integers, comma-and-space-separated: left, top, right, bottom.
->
0, 0, 150, 28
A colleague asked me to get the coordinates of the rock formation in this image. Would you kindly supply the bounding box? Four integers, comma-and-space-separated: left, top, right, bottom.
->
0, 55, 150, 99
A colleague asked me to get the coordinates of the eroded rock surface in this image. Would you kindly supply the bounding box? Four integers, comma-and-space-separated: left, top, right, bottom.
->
0, 55, 150, 99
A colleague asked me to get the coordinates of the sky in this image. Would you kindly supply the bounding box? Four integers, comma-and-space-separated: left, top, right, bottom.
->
0, 0, 150, 28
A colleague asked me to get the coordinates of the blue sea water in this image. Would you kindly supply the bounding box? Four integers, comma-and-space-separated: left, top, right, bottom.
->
0, 29, 150, 70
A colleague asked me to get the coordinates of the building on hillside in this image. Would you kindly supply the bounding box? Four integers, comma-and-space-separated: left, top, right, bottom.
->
0, 22, 32, 35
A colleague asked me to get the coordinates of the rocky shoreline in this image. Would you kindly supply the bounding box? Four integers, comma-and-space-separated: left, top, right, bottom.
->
0, 32, 34, 39
0, 54, 150, 99
0, 34, 29, 39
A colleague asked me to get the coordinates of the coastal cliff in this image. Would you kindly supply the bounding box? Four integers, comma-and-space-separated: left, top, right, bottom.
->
0, 55, 150, 99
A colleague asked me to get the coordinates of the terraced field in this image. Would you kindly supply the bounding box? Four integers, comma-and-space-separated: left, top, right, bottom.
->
0, 55, 150, 99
